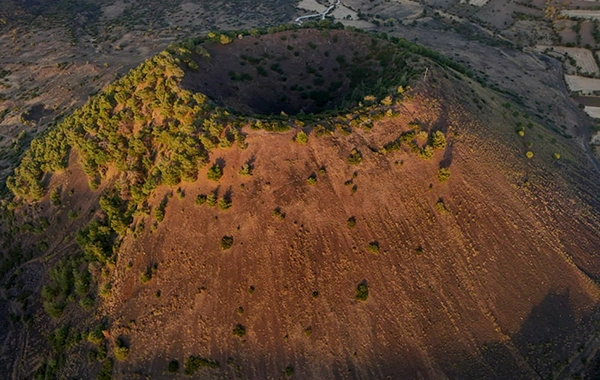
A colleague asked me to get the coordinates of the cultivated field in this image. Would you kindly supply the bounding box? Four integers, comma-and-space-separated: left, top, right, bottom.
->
536, 46, 600, 76
584, 106, 600, 119
459, 0, 490, 6
561, 10, 600, 20
565, 74, 600, 94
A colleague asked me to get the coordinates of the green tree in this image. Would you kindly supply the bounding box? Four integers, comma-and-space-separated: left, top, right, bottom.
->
356, 283, 369, 301
207, 165, 223, 181
431, 131, 446, 149
295, 130, 309, 144
437, 168, 451, 183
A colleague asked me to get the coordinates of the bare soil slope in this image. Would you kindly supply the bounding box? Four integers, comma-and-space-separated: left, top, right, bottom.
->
2, 29, 600, 380
49, 77, 600, 378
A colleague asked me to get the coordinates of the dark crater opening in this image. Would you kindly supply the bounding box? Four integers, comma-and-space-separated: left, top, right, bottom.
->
181, 29, 414, 116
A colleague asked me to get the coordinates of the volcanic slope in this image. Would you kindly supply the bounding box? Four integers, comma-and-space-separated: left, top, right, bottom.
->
1, 26, 600, 379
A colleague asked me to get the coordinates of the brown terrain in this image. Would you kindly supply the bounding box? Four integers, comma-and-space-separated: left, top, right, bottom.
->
0, 1, 600, 380
4, 32, 600, 378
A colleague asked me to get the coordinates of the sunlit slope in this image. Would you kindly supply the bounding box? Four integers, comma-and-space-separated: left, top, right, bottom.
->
2, 25, 600, 379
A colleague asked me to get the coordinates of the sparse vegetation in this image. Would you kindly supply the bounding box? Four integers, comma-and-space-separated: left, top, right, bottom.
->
207, 165, 223, 181
238, 163, 253, 176
356, 283, 369, 301
218, 196, 232, 210
232, 324, 246, 337
114, 339, 129, 361
140, 269, 152, 284
195, 194, 207, 205
168, 359, 180, 373
294, 130, 309, 144
154, 203, 166, 223
437, 168, 451, 183
431, 131, 446, 149
273, 207, 285, 219
367, 242, 379, 254
220, 236, 234, 250
184, 355, 220, 375
347, 149, 362, 165
50, 188, 61, 206
206, 193, 218, 207
436, 199, 449, 214
347, 216, 356, 229
284, 365, 295, 376
87, 324, 106, 345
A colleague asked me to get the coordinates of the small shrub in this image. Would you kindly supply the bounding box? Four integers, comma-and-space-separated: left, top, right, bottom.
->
218, 197, 232, 210
367, 242, 379, 254
168, 359, 180, 373
184, 355, 220, 375
232, 324, 246, 337
97, 358, 114, 380
304, 327, 312, 337
140, 270, 152, 284
294, 130, 309, 144
97, 343, 108, 361
238, 163, 253, 176
87, 325, 105, 345
195, 194, 207, 205
526, 151, 534, 159
431, 131, 446, 149
417, 145, 434, 160
553, 152, 561, 159
206, 193, 217, 207
154, 206, 165, 223
207, 165, 223, 181
50, 188, 61, 206
79, 296, 94, 309
347, 216, 356, 229
218, 34, 232, 44
273, 207, 285, 219
284, 365, 295, 376
416, 131, 428, 141
114, 340, 129, 361
306, 174, 317, 185
220, 235, 234, 250
347, 149, 362, 165
356, 283, 369, 301
437, 168, 451, 183
435, 200, 449, 213
99, 282, 112, 298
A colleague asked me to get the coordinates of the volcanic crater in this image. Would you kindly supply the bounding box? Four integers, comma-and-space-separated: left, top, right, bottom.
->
182, 28, 416, 115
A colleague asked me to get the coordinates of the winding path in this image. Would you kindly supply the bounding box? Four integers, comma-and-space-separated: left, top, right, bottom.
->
294, 0, 341, 24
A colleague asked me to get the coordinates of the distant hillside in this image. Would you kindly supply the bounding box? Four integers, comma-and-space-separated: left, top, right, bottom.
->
1, 23, 600, 379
